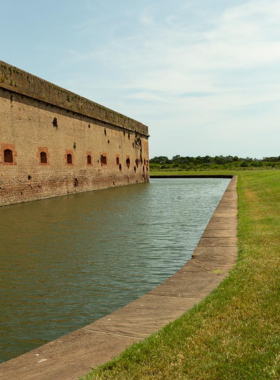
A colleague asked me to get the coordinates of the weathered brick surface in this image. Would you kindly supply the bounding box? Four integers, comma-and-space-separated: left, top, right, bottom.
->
0, 63, 149, 207
0, 61, 148, 136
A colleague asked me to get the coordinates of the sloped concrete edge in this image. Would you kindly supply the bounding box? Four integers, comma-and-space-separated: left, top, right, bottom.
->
0, 176, 238, 380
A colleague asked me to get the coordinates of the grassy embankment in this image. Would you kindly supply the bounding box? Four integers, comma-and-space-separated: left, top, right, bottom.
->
82, 170, 280, 380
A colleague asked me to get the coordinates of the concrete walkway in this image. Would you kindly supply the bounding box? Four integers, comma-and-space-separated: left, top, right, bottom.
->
0, 176, 238, 380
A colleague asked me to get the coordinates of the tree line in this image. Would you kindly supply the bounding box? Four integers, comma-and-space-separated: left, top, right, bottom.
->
149, 155, 280, 170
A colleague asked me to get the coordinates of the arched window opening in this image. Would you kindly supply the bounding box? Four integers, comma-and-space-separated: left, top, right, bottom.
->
116, 156, 120, 165
101, 155, 107, 165
4, 149, 13, 163
67, 154, 73, 164
87, 155, 92, 165
126, 157, 130, 168
40, 152, 47, 164
135, 158, 139, 167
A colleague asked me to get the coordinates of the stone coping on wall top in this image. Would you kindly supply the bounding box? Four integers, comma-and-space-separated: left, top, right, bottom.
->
0, 176, 238, 380
0, 60, 149, 136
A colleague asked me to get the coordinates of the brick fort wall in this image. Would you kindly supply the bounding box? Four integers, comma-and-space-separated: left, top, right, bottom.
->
0, 61, 149, 207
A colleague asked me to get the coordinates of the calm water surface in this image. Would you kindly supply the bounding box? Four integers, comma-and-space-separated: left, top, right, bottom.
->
0, 178, 230, 363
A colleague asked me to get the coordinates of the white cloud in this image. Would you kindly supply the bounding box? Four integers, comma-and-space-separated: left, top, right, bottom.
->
60, 0, 280, 157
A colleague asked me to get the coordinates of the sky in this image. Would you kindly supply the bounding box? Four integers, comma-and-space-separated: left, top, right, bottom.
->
1, 0, 280, 159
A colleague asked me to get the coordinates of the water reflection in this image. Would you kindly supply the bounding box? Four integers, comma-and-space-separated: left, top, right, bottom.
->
0, 178, 230, 362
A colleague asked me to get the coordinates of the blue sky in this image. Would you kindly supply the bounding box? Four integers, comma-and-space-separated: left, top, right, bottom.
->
1, 0, 280, 158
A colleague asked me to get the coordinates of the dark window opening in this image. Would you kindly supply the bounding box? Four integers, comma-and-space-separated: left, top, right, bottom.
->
134, 166, 136, 173
104, 128, 107, 136
53, 117, 58, 127
40, 152, 47, 164
126, 157, 130, 168
119, 163, 122, 171
116, 156, 120, 165
88, 124, 91, 129
87, 155, 92, 165
28, 175, 32, 180
67, 154, 73, 164
4, 149, 13, 163
101, 155, 107, 165
74, 178, 78, 187
135, 159, 139, 167
73, 142, 76, 150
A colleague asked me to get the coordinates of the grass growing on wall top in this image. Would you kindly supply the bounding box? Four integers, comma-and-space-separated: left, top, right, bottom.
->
82, 170, 280, 380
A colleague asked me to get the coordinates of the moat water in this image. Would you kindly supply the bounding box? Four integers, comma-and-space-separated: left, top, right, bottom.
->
0, 178, 230, 363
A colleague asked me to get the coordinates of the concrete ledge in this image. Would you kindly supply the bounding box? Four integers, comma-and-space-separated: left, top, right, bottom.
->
0, 176, 238, 380
150, 175, 233, 178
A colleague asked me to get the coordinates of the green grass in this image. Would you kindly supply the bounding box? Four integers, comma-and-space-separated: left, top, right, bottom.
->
82, 170, 280, 380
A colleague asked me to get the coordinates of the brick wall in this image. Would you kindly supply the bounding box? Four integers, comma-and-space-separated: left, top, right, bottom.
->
0, 63, 149, 207
0, 60, 148, 135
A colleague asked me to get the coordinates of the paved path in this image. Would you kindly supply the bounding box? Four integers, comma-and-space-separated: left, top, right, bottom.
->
0, 176, 238, 380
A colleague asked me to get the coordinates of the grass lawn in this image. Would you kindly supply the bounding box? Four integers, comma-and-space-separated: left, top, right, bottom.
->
82, 170, 280, 380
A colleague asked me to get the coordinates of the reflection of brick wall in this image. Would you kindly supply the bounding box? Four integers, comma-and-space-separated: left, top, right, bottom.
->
0, 62, 149, 207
